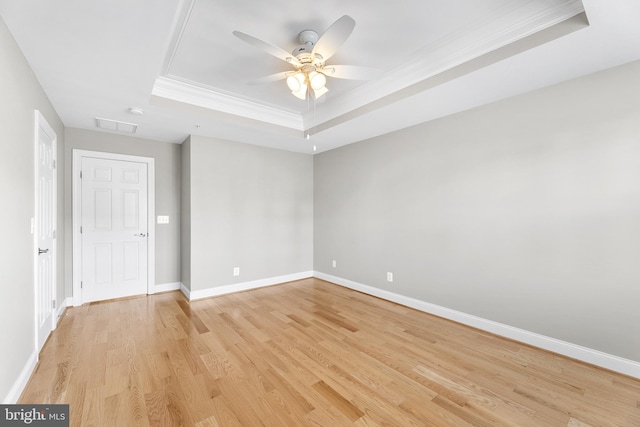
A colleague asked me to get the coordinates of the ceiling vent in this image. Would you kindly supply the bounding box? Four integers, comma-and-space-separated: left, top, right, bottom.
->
95, 117, 138, 134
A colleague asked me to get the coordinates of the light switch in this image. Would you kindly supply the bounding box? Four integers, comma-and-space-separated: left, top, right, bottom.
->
157, 215, 169, 224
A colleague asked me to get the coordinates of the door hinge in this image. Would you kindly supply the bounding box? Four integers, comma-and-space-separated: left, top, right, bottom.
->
52, 159, 56, 169
80, 226, 83, 234
52, 299, 56, 309
52, 229, 56, 239
80, 170, 83, 179
80, 281, 83, 289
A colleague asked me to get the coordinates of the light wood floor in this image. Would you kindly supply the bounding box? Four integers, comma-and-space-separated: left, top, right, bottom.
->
20, 278, 640, 426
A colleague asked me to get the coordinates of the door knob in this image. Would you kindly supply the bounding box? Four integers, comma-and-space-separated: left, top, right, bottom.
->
38, 248, 49, 255
134, 233, 147, 237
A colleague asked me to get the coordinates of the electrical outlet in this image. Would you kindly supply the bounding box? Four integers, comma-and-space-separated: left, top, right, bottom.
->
387, 272, 393, 282
233, 267, 240, 276
332, 260, 337, 268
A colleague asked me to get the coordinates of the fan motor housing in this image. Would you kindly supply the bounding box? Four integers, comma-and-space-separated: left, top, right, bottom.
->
292, 44, 314, 56
292, 46, 325, 67
292, 29, 321, 64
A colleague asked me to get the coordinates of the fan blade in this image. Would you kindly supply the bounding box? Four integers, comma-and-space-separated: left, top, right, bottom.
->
322, 65, 381, 80
312, 15, 355, 61
233, 31, 301, 67
248, 71, 292, 86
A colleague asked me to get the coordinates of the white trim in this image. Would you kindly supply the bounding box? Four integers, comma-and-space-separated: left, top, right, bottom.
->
7, 297, 70, 404
313, 271, 640, 380
306, 1, 586, 129
72, 150, 155, 306
187, 271, 313, 301
155, 282, 181, 293
2, 350, 38, 404
154, 0, 583, 135
152, 76, 303, 130
180, 282, 191, 300
55, 297, 72, 326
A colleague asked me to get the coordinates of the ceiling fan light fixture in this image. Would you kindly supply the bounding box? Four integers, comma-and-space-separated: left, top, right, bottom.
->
235, 15, 365, 102
287, 72, 309, 99
309, 71, 328, 99
286, 72, 305, 92
308, 71, 327, 90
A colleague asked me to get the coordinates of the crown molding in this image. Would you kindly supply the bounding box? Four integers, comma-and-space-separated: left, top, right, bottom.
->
154, 0, 585, 136
304, 0, 586, 129
154, 0, 305, 131
151, 76, 304, 130
159, 0, 198, 76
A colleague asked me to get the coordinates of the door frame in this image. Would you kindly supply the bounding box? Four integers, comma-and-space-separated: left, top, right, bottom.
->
72, 149, 155, 306
33, 110, 57, 351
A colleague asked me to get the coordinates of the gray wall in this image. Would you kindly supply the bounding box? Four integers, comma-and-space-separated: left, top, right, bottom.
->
186, 135, 313, 291
181, 136, 191, 290
64, 128, 181, 290
0, 16, 65, 402
314, 60, 640, 363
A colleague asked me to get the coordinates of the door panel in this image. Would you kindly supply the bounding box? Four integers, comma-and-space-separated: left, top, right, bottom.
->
35, 112, 56, 353
123, 190, 140, 229
80, 157, 148, 303
123, 242, 140, 280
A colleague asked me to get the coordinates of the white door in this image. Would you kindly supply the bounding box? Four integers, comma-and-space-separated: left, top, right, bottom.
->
35, 111, 57, 353
79, 156, 149, 303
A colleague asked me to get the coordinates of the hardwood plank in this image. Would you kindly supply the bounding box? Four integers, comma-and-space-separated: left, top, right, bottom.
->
19, 279, 640, 426
312, 380, 364, 422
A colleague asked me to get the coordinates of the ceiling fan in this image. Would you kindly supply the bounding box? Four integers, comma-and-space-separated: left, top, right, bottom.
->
233, 15, 379, 100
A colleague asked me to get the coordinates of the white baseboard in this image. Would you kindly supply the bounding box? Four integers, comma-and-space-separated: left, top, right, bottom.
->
54, 297, 72, 328
5, 298, 72, 403
155, 282, 181, 293
180, 282, 190, 300
187, 271, 313, 301
313, 271, 640, 379
3, 350, 38, 404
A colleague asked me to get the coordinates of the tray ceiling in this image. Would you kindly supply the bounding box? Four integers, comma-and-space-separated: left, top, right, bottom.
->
2, 0, 640, 153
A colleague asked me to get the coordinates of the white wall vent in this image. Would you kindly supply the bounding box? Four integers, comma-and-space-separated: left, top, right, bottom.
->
95, 117, 138, 134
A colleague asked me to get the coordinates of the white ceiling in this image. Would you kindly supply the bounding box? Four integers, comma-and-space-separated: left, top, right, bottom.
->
1, 0, 640, 154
